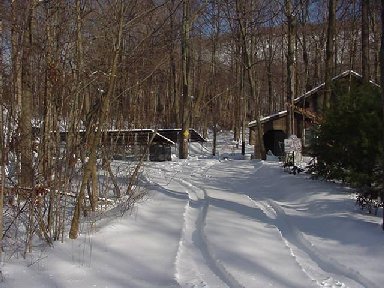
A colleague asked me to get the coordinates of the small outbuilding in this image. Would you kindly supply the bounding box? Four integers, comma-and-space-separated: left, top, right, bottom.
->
248, 70, 379, 157
59, 129, 175, 161
59, 128, 206, 162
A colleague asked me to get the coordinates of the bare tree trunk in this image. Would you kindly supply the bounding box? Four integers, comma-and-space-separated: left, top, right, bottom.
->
380, 0, 384, 230
313, 38, 321, 86
235, 0, 265, 159
22, 1, 37, 255
210, 0, 220, 156
44, 1, 56, 235
381, 0, 384, 118
324, 0, 337, 111
168, 4, 179, 128
235, 0, 246, 154
267, 32, 274, 115
0, 17, 4, 280
104, 159, 121, 198
240, 53, 245, 156
285, 0, 295, 136
179, 0, 191, 159
68, 0, 85, 239
69, 0, 125, 239
234, 41, 241, 143
371, 8, 380, 83
20, 1, 35, 189
362, 0, 370, 82
299, 0, 311, 91
127, 131, 157, 196
11, 1, 22, 112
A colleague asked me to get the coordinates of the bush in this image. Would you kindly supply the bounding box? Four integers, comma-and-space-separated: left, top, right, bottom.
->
311, 82, 383, 190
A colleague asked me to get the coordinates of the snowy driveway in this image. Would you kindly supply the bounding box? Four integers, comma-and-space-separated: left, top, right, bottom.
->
3, 159, 384, 288
145, 159, 383, 288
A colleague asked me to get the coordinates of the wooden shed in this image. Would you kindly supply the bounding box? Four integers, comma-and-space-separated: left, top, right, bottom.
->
59, 128, 206, 161
59, 129, 175, 161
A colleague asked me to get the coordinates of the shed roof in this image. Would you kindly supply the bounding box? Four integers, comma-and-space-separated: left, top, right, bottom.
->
59, 129, 175, 145
157, 129, 206, 143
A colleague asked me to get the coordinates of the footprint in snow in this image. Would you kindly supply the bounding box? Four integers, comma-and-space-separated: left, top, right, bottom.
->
320, 277, 345, 288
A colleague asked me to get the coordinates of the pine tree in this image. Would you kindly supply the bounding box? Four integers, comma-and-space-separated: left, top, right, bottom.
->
312, 82, 383, 191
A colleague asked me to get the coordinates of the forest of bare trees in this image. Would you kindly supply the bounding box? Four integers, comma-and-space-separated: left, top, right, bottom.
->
0, 0, 383, 263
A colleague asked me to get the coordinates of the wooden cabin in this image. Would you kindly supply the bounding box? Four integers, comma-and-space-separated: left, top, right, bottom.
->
248, 70, 379, 157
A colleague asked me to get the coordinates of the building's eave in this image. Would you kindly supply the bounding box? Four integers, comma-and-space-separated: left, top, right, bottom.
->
249, 70, 380, 129
249, 110, 287, 128
293, 70, 379, 103
154, 133, 175, 145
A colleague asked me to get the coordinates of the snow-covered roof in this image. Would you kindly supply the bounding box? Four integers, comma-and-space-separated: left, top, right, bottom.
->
248, 110, 287, 128
58, 129, 176, 145
158, 128, 206, 143
249, 70, 380, 128
154, 132, 175, 145
293, 70, 379, 103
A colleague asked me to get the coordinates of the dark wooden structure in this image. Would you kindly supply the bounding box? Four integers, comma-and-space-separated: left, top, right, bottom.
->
249, 70, 379, 156
59, 129, 175, 161
59, 128, 206, 161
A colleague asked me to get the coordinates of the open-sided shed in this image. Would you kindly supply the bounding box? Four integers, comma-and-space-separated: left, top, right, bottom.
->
59, 128, 206, 161
59, 129, 175, 161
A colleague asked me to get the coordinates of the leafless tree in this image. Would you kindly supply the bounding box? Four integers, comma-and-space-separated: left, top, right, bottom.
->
324, 0, 337, 110
362, 0, 370, 82
69, 0, 126, 239
179, 0, 191, 159
0, 0, 383, 260
285, 0, 295, 136
0, 15, 4, 280
380, 0, 384, 230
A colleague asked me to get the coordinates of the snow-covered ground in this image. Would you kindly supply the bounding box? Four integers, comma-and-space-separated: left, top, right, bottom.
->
1, 131, 384, 288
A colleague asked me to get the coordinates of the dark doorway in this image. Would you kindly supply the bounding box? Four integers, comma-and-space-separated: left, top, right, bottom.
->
263, 130, 286, 156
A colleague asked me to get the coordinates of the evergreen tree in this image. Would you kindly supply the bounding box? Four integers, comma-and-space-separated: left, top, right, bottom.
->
312, 82, 383, 191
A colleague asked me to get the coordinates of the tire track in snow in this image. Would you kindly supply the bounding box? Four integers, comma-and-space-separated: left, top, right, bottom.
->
173, 162, 244, 288
249, 197, 379, 288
